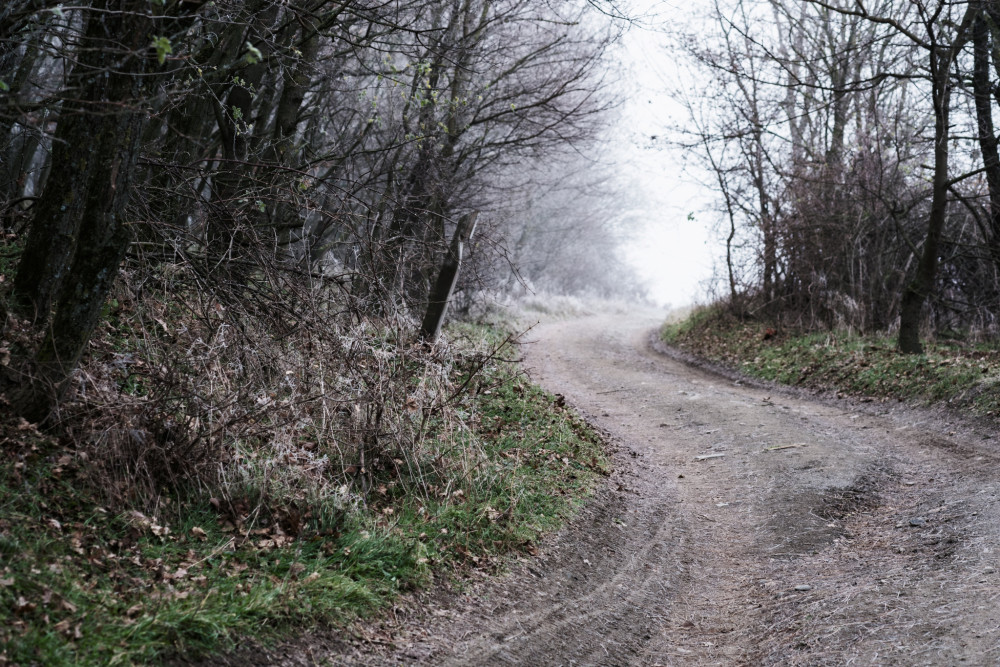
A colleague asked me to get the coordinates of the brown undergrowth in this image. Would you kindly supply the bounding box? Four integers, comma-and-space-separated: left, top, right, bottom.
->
0, 260, 609, 665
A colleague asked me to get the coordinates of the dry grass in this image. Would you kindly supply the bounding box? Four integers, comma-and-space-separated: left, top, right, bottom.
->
19, 257, 517, 521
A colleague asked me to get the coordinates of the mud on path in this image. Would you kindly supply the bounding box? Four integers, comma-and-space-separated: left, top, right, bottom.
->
280, 313, 1000, 665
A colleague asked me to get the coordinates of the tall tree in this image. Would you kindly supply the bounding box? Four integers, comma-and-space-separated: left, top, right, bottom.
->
812, 0, 979, 353
9, 1, 169, 419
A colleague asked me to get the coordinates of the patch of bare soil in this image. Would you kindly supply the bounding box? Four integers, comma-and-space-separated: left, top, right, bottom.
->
219, 314, 1000, 665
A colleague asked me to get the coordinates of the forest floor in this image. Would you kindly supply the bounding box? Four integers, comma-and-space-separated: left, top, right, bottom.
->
293, 311, 1000, 665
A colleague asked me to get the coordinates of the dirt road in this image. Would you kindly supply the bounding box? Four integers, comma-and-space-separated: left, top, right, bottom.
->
384, 316, 1000, 665
336, 313, 1000, 665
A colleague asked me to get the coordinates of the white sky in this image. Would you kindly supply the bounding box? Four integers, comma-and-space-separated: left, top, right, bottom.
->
610, 1, 717, 308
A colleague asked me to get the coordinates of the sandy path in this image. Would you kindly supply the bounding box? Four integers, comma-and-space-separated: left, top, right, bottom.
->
405, 313, 1000, 666
243, 312, 1000, 666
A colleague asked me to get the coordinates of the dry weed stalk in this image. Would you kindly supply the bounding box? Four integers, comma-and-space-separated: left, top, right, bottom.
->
44, 242, 512, 518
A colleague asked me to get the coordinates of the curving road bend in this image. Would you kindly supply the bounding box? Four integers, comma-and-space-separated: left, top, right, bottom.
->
412, 312, 1000, 666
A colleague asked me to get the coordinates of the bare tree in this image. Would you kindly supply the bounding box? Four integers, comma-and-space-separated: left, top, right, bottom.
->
673, 0, 1000, 349
0, 0, 621, 422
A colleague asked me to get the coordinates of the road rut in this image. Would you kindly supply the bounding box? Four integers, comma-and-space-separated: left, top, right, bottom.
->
408, 314, 1000, 666
236, 312, 1000, 666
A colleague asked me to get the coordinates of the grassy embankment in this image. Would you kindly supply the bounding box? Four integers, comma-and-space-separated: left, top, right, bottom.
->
662, 305, 1000, 417
0, 321, 608, 666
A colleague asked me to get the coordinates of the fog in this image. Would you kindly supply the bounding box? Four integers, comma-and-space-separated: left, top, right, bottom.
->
612, 1, 716, 308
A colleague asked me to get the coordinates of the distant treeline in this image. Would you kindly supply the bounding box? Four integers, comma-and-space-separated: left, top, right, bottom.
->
681, 0, 1000, 352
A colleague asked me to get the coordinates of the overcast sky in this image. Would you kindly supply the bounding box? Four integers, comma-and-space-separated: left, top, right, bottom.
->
610, 1, 717, 308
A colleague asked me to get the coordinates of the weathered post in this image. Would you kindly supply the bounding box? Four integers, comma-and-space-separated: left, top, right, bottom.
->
420, 211, 479, 341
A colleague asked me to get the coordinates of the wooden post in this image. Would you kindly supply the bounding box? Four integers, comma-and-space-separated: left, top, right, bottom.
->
420, 211, 479, 341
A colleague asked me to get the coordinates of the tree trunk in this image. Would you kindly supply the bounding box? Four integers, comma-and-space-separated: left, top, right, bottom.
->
10, 8, 103, 322
10, 0, 154, 420
420, 212, 478, 341
973, 8, 1000, 272
267, 27, 321, 261
755, 138, 776, 306
208, 3, 277, 276
898, 46, 952, 354
146, 16, 246, 239
0, 34, 42, 207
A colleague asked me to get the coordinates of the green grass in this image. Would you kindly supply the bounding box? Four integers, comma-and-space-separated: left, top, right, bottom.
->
662, 304, 1000, 417
0, 326, 608, 666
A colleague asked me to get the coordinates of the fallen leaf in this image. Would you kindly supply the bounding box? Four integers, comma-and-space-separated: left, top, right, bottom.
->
227, 562, 249, 576
14, 597, 36, 614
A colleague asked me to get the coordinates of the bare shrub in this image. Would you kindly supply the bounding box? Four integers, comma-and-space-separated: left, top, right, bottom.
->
43, 234, 515, 516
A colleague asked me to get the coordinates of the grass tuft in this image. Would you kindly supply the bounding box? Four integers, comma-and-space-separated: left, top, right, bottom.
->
662, 304, 1000, 417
